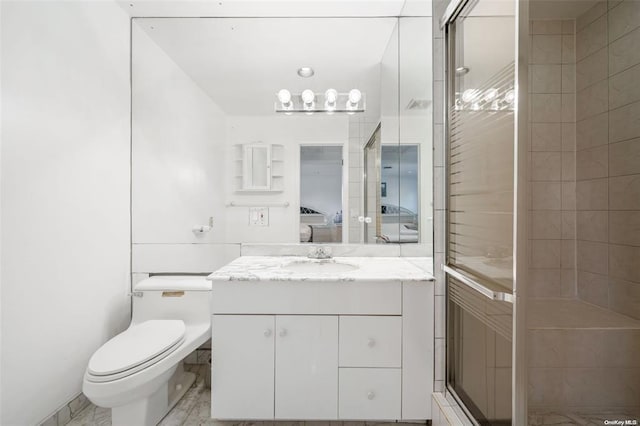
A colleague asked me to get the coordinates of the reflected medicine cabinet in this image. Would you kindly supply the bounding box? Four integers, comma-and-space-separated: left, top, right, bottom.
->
234, 143, 284, 192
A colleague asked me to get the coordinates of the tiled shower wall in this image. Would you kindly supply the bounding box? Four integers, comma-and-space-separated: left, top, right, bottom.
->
575, 0, 640, 319
528, 20, 577, 298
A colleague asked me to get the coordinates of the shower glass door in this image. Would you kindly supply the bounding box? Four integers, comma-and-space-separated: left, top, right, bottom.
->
443, 0, 525, 423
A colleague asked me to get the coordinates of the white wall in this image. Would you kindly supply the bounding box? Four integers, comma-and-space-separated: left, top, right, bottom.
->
131, 21, 241, 273
226, 115, 349, 243
0, 2, 130, 425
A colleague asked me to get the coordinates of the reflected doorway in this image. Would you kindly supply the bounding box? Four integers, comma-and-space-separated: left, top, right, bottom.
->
299, 145, 343, 243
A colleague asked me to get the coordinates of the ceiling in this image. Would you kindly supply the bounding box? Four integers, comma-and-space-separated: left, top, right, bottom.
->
135, 17, 398, 115
119, 0, 430, 18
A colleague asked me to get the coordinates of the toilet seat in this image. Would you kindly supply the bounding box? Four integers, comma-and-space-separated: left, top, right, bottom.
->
86, 320, 186, 383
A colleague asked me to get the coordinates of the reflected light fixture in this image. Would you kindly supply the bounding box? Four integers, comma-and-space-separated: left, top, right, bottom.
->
277, 89, 293, 114
325, 89, 338, 113
297, 67, 315, 78
301, 89, 315, 114
346, 89, 362, 114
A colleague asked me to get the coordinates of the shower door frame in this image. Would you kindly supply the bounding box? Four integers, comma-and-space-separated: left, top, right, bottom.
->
440, 0, 529, 423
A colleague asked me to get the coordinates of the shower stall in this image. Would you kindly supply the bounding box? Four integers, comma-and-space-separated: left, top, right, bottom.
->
434, 0, 640, 424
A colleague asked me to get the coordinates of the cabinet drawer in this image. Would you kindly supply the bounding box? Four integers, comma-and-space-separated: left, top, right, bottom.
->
338, 368, 401, 420
339, 316, 401, 367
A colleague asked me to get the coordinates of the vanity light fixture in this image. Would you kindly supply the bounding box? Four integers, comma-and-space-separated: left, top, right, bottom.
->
325, 89, 338, 113
301, 89, 316, 114
274, 88, 365, 114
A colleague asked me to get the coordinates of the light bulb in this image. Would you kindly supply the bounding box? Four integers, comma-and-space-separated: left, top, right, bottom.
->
301, 89, 315, 108
483, 88, 498, 102
461, 89, 478, 103
325, 88, 338, 112
277, 89, 293, 111
504, 89, 515, 104
348, 89, 362, 104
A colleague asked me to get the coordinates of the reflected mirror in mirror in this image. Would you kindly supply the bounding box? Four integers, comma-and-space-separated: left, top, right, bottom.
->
131, 16, 431, 247
300, 145, 343, 244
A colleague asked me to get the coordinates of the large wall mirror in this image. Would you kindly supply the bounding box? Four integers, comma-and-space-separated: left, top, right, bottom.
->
131, 16, 432, 250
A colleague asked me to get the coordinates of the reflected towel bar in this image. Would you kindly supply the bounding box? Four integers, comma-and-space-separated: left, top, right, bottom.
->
443, 265, 514, 303
226, 201, 290, 207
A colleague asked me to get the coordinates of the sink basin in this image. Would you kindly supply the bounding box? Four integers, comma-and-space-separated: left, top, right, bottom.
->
282, 260, 359, 274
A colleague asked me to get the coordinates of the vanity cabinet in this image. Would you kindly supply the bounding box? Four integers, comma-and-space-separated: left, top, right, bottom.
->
210, 279, 433, 421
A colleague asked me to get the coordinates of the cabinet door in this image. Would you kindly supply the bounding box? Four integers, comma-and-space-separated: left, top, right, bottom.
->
211, 315, 275, 419
275, 315, 338, 419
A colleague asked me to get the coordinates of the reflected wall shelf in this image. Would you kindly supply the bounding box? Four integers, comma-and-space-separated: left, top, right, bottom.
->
233, 143, 284, 193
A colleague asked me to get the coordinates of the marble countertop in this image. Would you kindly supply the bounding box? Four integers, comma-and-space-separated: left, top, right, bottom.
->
207, 256, 434, 282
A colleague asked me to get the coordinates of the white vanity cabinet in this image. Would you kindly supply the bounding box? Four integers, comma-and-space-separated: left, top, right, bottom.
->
210, 279, 434, 422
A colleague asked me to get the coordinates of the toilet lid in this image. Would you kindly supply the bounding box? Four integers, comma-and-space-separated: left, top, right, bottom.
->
88, 320, 186, 377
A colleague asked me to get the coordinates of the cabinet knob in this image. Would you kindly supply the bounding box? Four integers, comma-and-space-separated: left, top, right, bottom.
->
367, 338, 376, 348
367, 391, 375, 400
264, 329, 272, 337
279, 328, 287, 337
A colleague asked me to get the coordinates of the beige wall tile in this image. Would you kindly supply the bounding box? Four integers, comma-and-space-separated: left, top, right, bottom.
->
531, 211, 562, 239
531, 94, 562, 122
609, 63, 640, 110
608, 0, 640, 41
576, 15, 608, 61
609, 100, 640, 143
532, 182, 562, 210
576, 178, 609, 210
531, 64, 562, 93
532, 152, 562, 181
561, 93, 576, 122
577, 1, 608, 31
532, 20, 563, 35
528, 368, 565, 407
609, 278, 640, 319
576, 112, 608, 150
528, 330, 565, 367
561, 34, 576, 64
577, 270, 610, 308
562, 181, 576, 210
532, 240, 562, 268
609, 174, 640, 210
577, 210, 609, 242
576, 145, 608, 180
609, 138, 640, 176
601, 329, 640, 366
577, 240, 609, 274
562, 239, 576, 267
609, 27, 640, 75
531, 35, 562, 64
562, 20, 575, 35
576, 47, 608, 91
563, 368, 612, 407
609, 243, 640, 282
562, 123, 576, 152
561, 64, 576, 93
561, 268, 577, 296
532, 123, 562, 151
529, 268, 562, 297
562, 211, 576, 239
564, 329, 606, 367
609, 211, 640, 246
561, 151, 575, 181
576, 79, 609, 120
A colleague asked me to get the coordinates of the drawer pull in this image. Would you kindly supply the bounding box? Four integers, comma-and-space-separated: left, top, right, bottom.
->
264, 329, 272, 337
367, 338, 376, 348
367, 391, 375, 400
279, 328, 287, 337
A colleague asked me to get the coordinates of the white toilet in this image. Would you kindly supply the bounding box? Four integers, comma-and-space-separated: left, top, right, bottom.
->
83, 276, 211, 426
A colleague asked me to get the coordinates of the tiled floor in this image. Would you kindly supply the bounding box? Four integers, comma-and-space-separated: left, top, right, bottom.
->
66, 363, 420, 426
529, 411, 640, 426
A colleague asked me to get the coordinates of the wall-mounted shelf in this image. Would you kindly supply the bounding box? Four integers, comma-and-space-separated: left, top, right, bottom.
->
233, 142, 284, 192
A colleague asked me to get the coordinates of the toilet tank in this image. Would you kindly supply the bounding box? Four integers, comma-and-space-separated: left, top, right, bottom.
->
131, 276, 211, 325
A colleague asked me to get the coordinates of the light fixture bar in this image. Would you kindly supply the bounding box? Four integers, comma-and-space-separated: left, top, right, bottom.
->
274, 90, 366, 114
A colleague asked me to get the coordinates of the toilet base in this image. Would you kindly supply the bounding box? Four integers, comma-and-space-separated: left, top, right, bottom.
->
111, 364, 196, 426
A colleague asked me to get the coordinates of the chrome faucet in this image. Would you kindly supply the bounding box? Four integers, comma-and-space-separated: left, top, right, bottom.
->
307, 246, 333, 259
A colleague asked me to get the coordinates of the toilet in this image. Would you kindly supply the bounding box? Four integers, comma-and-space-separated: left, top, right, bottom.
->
83, 276, 211, 426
